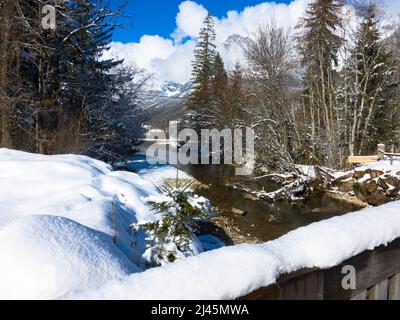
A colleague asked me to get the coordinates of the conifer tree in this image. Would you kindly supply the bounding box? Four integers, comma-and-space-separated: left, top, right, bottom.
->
185, 12, 217, 132
132, 179, 211, 266
210, 52, 228, 128
0, 0, 146, 160
344, 2, 398, 154
296, 0, 345, 167
226, 62, 247, 129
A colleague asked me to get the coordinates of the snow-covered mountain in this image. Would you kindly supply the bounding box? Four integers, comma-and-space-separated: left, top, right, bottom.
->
139, 33, 250, 130
159, 81, 192, 97
142, 80, 191, 100
223, 34, 250, 48
140, 81, 191, 130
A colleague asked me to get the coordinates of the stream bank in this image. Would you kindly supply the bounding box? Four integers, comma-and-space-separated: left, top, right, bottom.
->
125, 155, 400, 245
171, 161, 366, 243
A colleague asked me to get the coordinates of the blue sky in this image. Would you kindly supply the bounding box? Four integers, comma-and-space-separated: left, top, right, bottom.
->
111, 0, 292, 43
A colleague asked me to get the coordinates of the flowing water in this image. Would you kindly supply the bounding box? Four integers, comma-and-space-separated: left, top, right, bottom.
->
175, 163, 361, 242
133, 141, 362, 242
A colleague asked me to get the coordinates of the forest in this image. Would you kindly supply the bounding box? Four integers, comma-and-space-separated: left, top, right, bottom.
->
185, 0, 400, 172
0, 0, 147, 162
1, 0, 400, 173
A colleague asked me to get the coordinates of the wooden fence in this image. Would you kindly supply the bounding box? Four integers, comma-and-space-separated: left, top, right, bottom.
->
348, 143, 400, 164
241, 238, 400, 300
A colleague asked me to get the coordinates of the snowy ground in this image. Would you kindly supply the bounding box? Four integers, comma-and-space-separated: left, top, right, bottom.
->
67, 200, 400, 299
354, 157, 400, 174
124, 155, 189, 186
2, 148, 400, 300
0, 149, 198, 299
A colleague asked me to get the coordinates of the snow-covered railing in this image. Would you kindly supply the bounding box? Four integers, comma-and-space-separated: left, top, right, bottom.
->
241, 238, 400, 300
67, 201, 400, 300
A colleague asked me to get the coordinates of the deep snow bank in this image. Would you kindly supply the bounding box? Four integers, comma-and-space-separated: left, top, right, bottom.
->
67, 200, 400, 300
0, 215, 139, 299
0, 149, 163, 299
123, 155, 190, 186
3, 149, 400, 300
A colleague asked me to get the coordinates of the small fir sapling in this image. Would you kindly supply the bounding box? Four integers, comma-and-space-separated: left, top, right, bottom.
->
131, 175, 212, 266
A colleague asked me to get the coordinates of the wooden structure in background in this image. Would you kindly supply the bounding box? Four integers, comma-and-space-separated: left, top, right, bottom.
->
348, 144, 400, 164
240, 238, 400, 300
348, 155, 378, 164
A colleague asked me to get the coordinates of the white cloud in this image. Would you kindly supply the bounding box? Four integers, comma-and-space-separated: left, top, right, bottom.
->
103, 35, 194, 86
105, 0, 397, 86
151, 40, 196, 85
173, 1, 208, 42
105, 0, 310, 86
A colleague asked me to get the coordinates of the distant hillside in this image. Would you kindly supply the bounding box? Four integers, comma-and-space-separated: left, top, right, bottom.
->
140, 81, 190, 131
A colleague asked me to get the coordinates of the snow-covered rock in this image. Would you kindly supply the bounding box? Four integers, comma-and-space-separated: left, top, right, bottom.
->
333, 158, 400, 205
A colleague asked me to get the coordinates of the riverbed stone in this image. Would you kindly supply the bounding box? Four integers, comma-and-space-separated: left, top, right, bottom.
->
377, 175, 400, 197
365, 179, 379, 193
331, 172, 353, 187
367, 169, 385, 178
354, 178, 391, 205
338, 177, 355, 192
353, 169, 367, 179
243, 193, 259, 201
231, 208, 247, 215
368, 187, 388, 205
353, 181, 369, 202
311, 208, 332, 214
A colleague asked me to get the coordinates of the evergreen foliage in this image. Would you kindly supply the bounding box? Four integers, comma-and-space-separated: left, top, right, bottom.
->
0, 0, 146, 161
185, 12, 221, 132
132, 179, 211, 265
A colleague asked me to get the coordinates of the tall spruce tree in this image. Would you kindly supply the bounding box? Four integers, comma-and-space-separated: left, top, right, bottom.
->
296, 0, 345, 167
344, 2, 398, 154
210, 52, 228, 128
227, 63, 247, 128
185, 12, 217, 132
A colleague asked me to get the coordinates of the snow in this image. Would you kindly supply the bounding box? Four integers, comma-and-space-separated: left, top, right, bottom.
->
0, 215, 139, 299
295, 164, 316, 178
0, 149, 165, 299
358, 157, 400, 173
0, 148, 210, 299
124, 155, 189, 186
3, 148, 400, 300
67, 200, 400, 300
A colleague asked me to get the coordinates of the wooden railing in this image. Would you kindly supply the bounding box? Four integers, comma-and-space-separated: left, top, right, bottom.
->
348, 143, 400, 164
240, 238, 400, 300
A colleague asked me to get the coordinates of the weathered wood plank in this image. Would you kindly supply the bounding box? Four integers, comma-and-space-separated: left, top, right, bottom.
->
323, 238, 400, 300
350, 290, 367, 300
239, 284, 280, 300
280, 270, 324, 300
389, 273, 400, 300
367, 280, 389, 300
348, 155, 379, 164
241, 238, 400, 300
